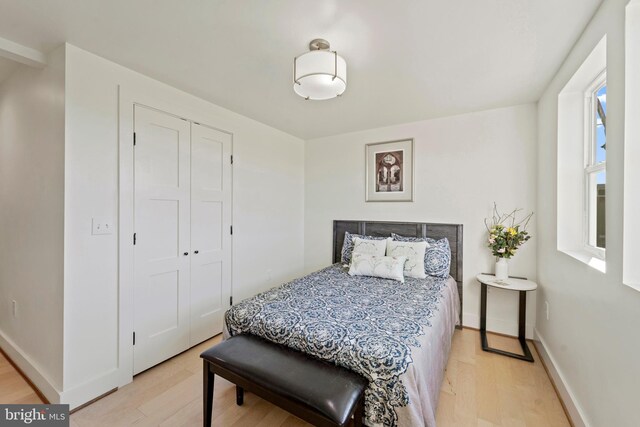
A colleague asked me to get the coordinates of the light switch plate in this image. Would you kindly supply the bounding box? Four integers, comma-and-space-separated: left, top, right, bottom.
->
92, 218, 114, 235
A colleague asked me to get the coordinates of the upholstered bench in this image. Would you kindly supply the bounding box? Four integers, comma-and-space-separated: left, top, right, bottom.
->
200, 334, 367, 427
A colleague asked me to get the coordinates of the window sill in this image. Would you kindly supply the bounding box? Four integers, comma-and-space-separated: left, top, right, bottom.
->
560, 249, 606, 273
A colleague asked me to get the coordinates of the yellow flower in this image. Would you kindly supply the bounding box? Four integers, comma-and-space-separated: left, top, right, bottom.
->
507, 227, 517, 236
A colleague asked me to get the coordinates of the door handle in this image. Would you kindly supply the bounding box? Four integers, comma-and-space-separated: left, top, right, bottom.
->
194, 250, 199, 254
184, 252, 189, 256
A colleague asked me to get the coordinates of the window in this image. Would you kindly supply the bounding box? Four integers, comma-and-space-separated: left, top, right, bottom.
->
585, 77, 606, 256
557, 36, 606, 271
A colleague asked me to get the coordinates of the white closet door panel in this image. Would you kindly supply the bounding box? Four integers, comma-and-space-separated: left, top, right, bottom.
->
134, 106, 191, 374
190, 260, 223, 331
143, 270, 181, 336
135, 123, 181, 189
192, 201, 223, 251
143, 198, 180, 260
190, 124, 232, 345
192, 134, 224, 192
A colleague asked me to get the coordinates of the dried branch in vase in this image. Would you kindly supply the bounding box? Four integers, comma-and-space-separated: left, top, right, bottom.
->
484, 203, 534, 259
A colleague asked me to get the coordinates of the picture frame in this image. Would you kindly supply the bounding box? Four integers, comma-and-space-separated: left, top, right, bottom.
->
365, 138, 414, 202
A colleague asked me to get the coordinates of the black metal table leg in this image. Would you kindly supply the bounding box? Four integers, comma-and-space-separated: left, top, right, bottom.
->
480, 283, 488, 349
236, 385, 244, 406
203, 361, 214, 427
518, 290, 534, 361
479, 283, 534, 362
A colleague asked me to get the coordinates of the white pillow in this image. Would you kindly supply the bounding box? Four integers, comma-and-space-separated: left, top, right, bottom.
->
386, 240, 428, 279
348, 253, 407, 282
351, 237, 389, 257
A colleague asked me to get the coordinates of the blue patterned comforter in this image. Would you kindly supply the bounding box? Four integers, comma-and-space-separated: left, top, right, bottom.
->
224, 264, 459, 427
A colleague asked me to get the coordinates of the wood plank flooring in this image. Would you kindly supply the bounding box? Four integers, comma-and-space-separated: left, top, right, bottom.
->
436, 330, 570, 427
2, 329, 570, 426
0, 350, 45, 404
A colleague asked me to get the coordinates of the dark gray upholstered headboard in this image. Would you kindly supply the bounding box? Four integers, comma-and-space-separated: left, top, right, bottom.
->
333, 220, 463, 329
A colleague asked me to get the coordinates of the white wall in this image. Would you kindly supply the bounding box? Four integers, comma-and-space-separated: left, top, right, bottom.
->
535, 0, 640, 425
0, 47, 65, 400
623, 0, 640, 289
62, 44, 305, 407
305, 104, 538, 337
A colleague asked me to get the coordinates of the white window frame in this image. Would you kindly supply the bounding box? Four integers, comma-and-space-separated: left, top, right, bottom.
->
557, 35, 606, 272
583, 71, 606, 259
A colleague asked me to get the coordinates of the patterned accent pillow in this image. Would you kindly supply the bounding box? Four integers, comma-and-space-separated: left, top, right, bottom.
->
386, 240, 428, 279
391, 233, 452, 278
340, 231, 388, 264
348, 253, 407, 282
352, 237, 389, 258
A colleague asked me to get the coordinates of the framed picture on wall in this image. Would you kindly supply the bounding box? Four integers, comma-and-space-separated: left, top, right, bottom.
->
365, 138, 414, 202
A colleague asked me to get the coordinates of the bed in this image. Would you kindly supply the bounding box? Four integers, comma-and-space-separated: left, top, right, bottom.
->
224, 220, 463, 427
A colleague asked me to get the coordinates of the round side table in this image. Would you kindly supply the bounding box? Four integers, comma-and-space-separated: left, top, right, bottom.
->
476, 273, 538, 362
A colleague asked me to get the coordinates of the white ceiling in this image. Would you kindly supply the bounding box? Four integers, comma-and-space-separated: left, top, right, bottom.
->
0, 0, 602, 139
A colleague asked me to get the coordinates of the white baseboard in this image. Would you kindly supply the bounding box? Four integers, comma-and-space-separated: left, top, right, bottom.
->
464, 312, 535, 339
0, 329, 61, 403
59, 368, 120, 410
533, 328, 589, 427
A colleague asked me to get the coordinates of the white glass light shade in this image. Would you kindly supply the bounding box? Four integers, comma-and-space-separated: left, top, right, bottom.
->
293, 50, 347, 100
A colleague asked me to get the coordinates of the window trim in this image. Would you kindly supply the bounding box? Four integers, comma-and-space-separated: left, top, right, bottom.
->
582, 71, 606, 259
557, 35, 606, 272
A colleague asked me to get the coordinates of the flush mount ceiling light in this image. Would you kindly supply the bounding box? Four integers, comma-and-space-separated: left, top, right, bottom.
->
293, 39, 347, 100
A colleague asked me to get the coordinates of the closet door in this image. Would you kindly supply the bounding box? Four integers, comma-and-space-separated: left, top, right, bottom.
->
189, 123, 232, 345
133, 106, 191, 374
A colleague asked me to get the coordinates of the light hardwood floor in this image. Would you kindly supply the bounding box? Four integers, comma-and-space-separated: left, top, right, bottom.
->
2, 329, 570, 426
0, 350, 45, 405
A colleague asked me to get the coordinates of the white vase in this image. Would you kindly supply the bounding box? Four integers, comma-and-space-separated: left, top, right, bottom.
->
495, 258, 508, 280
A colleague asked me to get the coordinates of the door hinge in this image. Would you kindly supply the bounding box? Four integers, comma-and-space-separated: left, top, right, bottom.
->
231, 155, 233, 165
133, 132, 136, 146
133, 233, 137, 245
133, 332, 136, 346
230, 225, 233, 235
230, 296, 233, 306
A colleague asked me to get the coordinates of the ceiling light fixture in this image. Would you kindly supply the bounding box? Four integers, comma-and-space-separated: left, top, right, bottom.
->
293, 39, 347, 100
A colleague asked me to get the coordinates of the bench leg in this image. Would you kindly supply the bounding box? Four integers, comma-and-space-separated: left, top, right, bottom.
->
236, 385, 244, 406
353, 395, 365, 427
203, 361, 214, 427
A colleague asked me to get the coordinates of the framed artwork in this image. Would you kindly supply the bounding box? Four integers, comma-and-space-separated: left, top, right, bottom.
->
365, 138, 414, 202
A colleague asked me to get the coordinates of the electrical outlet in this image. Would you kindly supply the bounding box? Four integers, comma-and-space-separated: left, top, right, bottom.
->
545, 301, 550, 320
12, 300, 17, 318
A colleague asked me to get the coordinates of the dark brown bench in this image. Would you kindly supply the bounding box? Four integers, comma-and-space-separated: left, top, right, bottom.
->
200, 334, 367, 427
